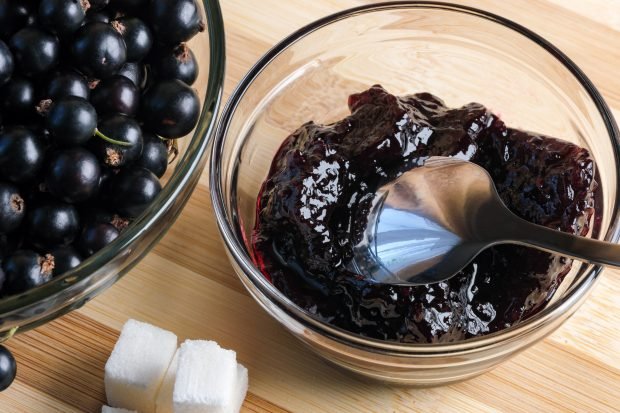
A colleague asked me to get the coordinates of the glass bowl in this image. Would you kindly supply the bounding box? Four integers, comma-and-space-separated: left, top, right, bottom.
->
210, 2, 620, 385
0, 1, 226, 342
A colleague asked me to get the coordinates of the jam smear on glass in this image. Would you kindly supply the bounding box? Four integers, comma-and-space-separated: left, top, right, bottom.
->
252, 85, 599, 343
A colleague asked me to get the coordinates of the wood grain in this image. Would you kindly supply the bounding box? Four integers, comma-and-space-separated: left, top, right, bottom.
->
1, 1, 619, 412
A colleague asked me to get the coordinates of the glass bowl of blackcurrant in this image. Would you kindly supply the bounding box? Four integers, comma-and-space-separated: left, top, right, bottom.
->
0, 0, 225, 387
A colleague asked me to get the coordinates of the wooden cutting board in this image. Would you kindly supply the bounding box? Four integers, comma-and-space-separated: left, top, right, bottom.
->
2, 1, 619, 412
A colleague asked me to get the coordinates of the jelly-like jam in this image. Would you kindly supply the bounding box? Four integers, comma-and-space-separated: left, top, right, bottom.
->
252, 85, 599, 343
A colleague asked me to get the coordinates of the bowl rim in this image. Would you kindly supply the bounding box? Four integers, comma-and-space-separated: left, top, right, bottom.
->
0, 0, 227, 316
210, 1, 620, 354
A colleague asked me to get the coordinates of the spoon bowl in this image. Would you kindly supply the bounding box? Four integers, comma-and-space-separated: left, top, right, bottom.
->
354, 157, 616, 285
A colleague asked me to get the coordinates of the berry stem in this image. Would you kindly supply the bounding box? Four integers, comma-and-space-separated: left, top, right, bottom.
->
35, 99, 53, 116
80, 0, 91, 12
165, 139, 179, 164
95, 129, 133, 147
0, 327, 18, 344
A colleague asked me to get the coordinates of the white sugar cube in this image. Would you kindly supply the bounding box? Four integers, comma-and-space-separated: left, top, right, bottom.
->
155, 350, 179, 413
173, 340, 238, 413
102, 406, 137, 413
105, 319, 178, 413
227, 364, 249, 413
156, 355, 248, 413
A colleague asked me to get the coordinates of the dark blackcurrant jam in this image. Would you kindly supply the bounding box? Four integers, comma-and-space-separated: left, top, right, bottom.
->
252, 85, 599, 343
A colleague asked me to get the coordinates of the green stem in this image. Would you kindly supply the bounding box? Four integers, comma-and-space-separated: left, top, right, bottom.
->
0, 327, 18, 343
95, 129, 133, 147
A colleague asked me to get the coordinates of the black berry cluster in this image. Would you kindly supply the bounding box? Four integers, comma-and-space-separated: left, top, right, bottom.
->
0, 0, 204, 297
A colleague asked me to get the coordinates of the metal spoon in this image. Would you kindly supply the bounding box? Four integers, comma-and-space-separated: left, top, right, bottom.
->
349, 156, 615, 285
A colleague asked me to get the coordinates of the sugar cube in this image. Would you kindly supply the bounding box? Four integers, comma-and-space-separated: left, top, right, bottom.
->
227, 364, 249, 413
105, 319, 178, 413
155, 350, 179, 413
173, 340, 238, 413
156, 355, 248, 413
102, 406, 137, 413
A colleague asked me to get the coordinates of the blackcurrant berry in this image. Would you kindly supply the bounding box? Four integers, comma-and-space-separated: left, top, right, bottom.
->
0, 233, 19, 261
19, 122, 51, 148
0, 40, 13, 86
116, 62, 144, 89
80, 204, 129, 229
109, 0, 150, 14
97, 167, 114, 193
9, 27, 60, 76
135, 132, 167, 178
107, 167, 161, 217
46, 97, 97, 146
90, 75, 139, 116
46, 148, 101, 203
0, 183, 25, 234
0, 345, 16, 391
0, 0, 37, 40
140, 79, 200, 138
84, 10, 111, 25
88, 0, 110, 12
38, 0, 88, 36
92, 114, 143, 167
2, 250, 54, 295
80, 207, 113, 226
112, 17, 152, 63
148, 0, 204, 45
71, 22, 127, 79
78, 223, 119, 256
150, 43, 198, 86
49, 246, 81, 276
1, 77, 35, 117
26, 202, 79, 249
0, 127, 45, 183
46, 70, 90, 100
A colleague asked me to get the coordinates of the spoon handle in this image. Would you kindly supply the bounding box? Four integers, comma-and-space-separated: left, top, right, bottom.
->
502, 214, 620, 268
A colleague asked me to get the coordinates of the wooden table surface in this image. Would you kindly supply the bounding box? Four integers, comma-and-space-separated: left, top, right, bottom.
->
2, 1, 620, 412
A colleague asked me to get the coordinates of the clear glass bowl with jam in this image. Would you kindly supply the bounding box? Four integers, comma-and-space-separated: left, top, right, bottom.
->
211, 2, 619, 385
